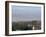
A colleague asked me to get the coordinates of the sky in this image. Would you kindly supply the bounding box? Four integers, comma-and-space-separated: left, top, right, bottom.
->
12, 5, 41, 22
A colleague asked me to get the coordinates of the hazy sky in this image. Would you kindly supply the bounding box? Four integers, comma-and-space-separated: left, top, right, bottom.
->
12, 5, 41, 22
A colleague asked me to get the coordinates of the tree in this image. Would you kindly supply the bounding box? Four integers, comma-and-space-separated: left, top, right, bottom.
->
32, 21, 37, 30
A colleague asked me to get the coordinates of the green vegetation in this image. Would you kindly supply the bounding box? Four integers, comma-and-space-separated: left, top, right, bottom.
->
12, 21, 41, 31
